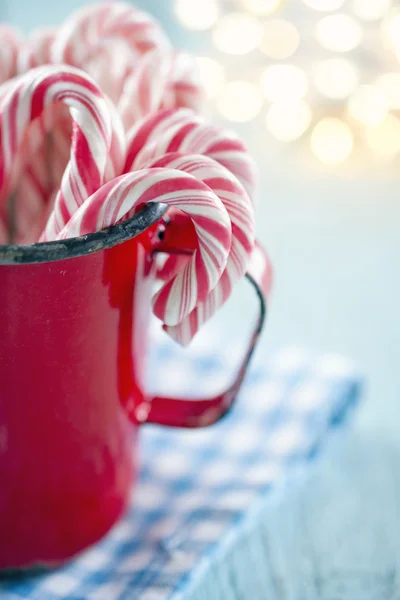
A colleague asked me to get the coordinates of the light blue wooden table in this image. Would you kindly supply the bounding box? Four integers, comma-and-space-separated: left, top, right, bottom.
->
2, 1, 400, 596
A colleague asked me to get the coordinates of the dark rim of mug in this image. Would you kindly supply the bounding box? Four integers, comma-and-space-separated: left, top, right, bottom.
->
0, 203, 168, 265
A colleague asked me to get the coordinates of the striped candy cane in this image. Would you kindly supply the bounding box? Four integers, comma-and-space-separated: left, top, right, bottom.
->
124, 109, 202, 174
77, 38, 139, 105
51, 2, 170, 72
7, 97, 126, 245
118, 49, 204, 131
142, 153, 255, 344
0, 65, 121, 241
125, 108, 257, 200
17, 27, 56, 73
0, 25, 22, 85
50, 168, 232, 329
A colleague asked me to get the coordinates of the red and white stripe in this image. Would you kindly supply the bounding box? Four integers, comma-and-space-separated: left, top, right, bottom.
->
118, 50, 204, 131
17, 27, 56, 73
0, 65, 121, 240
125, 108, 257, 200
124, 108, 202, 173
0, 25, 22, 84
143, 153, 255, 344
50, 168, 232, 328
51, 2, 170, 73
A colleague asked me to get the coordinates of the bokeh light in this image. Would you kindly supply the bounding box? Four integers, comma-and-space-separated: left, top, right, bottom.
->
310, 118, 354, 164
174, 0, 219, 31
365, 114, 400, 157
375, 73, 400, 109
196, 57, 225, 98
238, 0, 284, 15
303, 0, 345, 11
217, 81, 263, 122
266, 101, 312, 141
348, 85, 388, 125
213, 13, 263, 55
381, 10, 400, 54
315, 14, 362, 52
313, 58, 359, 99
353, 0, 391, 22
259, 20, 300, 59
261, 65, 308, 102
176, 0, 400, 164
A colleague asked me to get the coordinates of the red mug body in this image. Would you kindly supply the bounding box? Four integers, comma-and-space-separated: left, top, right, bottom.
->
0, 207, 272, 571
0, 227, 156, 570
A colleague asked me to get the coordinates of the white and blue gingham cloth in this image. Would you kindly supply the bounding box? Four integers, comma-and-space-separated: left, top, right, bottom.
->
0, 338, 361, 600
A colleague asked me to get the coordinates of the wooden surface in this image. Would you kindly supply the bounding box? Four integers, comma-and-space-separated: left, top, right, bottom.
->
187, 431, 400, 600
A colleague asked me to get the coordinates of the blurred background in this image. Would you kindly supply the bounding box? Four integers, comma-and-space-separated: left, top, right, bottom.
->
2, 0, 399, 438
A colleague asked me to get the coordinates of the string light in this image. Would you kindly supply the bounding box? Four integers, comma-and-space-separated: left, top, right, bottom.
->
217, 81, 263, 122
353, 0, 391, 22
315, 14, 362, 52
266, 101, 312, 141
261, 65, 308, 102
348, 85, 388, 125
259, 20, 300, 59
365, 114, 400, 157
303, 0, 345, 11
310, 118, 353, 164
213, 13, 263, 55
196, 57, 225, 98
313, 58, 359, 99
237, 0, 284, 15
174, 0, 219, 31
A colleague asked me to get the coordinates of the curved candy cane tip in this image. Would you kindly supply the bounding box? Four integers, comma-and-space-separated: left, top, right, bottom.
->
124, 107, 198, 172
125, 108, 258, 201
142, 152, 255, 341
118, 47, 204, 131
52, 1, 171, 67
0, 64, 117, 237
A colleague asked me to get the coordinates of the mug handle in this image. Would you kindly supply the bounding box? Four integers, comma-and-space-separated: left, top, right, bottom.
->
138, 216, 273, 429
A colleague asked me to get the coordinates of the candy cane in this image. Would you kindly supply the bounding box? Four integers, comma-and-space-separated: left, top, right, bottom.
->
142, 153, 255, 344
51, 2, 170, 70
49, 168, 232, 329
119, 50, 204, 130
0, 25, 22, 84
0, 65, 120, 241
17, 27, 56, 73
78, 38, 139, 105
124, 108, 202, 174
125, 108, 257, 200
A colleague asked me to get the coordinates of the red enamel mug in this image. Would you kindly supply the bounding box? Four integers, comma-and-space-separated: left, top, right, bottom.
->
0, 204, 272, 570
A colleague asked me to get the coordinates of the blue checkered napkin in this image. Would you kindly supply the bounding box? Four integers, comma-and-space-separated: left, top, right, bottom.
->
0, 342, 360, 600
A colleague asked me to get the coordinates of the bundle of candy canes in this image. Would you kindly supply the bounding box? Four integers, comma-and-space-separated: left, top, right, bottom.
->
0, 2, 258, 345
